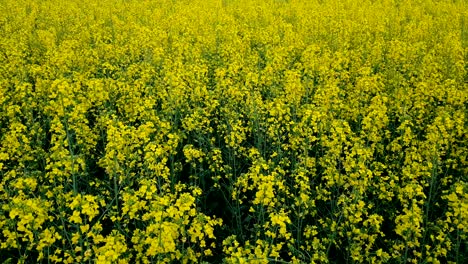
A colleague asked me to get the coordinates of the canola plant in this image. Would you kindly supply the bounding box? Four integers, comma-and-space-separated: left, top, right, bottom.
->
0, 0, 467, 263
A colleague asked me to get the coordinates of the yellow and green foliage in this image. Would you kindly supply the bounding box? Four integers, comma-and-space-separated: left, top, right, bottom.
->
0, 0, 467, 263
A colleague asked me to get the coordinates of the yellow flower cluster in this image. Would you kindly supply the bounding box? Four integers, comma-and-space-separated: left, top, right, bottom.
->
0, 0, 467, 263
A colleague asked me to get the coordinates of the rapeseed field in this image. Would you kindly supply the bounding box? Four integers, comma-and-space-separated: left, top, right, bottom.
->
0, 0, 467, 263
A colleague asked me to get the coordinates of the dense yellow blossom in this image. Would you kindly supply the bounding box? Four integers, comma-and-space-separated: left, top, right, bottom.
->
0, 0, 466, 263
